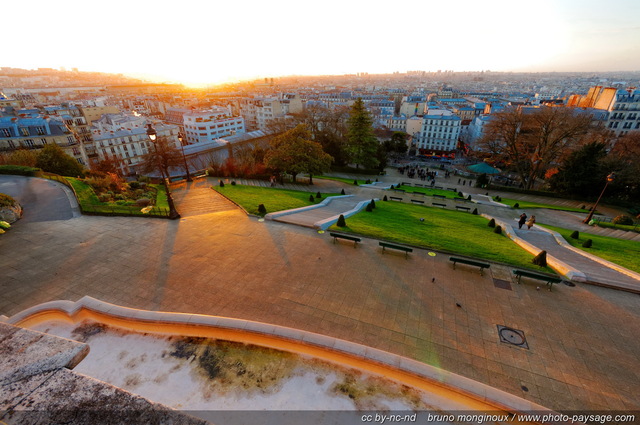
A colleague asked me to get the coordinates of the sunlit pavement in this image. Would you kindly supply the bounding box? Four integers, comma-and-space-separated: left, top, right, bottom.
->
1, 178, 639, 413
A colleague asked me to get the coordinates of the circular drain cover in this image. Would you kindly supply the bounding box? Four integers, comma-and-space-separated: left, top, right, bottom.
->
500, 328, 525, 344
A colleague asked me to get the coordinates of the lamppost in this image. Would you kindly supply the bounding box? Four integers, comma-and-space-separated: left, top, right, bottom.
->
146, 124, 180, 220
583, 172, 615, 224
178, 132, 192, 182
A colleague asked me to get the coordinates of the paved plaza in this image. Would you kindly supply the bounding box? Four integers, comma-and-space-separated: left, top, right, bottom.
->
1, 176, 640, 414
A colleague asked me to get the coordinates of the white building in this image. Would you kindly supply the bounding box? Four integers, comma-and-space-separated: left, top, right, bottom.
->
418, 109, 461, 152
183, 107, 245, 144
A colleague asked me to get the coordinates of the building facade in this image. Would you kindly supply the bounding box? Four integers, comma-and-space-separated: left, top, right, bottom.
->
183, 107, 245, 144
418, 110, 461, 153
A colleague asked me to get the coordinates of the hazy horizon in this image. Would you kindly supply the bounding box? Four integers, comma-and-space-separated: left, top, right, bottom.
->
5, 0, 640, 87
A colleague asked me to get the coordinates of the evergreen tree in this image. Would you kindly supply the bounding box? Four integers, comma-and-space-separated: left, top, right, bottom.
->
346, 98, 379, 169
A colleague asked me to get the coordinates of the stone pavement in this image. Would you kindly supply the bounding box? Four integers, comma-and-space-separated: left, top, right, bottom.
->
1, 182, 640, 413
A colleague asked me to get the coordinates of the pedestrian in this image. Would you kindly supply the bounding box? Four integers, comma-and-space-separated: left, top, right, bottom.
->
526, 215, 536, 230
518, 213, 527, 229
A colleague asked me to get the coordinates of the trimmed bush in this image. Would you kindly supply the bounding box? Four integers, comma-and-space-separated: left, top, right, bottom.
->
309, 194, 315, 202
135, 198, 152, 207
390, 185, 394, 189
493, 225, 502, 234
582, 239, 593, 248
532, 250, 547, 267
513, 203, 520, 208
369, 199, 376, 209
580, 204, 586, 210
365, 203, 373, 212
612, 215, 634, 225
353, 180, 358, 185
467, 195, 472, 200
219, 180, 225, 187
365, 179, 371, 184
570, 230, 579, 239
340, 189, 345, 195
336, 214, 346, 227
258, 204, 267, 215
0, 165, 40, 176
231, 181, 236, 186
458, 191, 463, 197
383, 195, 388, 201
488, 218, 496, 228
472, 208, 478, 215
316, 191, 322, 199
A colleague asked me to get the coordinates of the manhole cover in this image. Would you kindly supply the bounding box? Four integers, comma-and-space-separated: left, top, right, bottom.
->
497, 325, 529, 349
493, 278, 512, 290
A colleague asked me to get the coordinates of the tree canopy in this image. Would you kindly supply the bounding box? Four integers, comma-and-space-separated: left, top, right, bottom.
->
479, 106, 593, 189
264, 124, 333, 183
346, 98, 379, 169
139, 136, 184, 178
35, 144, 84, 177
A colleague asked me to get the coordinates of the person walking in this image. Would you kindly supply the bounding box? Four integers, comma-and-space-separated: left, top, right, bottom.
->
518, 213, 527, 229
526, 215, 536, 230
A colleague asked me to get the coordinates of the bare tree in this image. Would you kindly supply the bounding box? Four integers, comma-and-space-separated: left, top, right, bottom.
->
479, 106, 593, 189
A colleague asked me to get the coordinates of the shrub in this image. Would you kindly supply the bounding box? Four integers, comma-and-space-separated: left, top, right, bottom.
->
231, 181, 236, 186
582, 239, 593, 248
495, 196, 502, 202
493, 225, 502, 234
114, 194, 125, 201
532, 250, 547, 267
365, 179, 371, 184
219, 180, 225, 187
135, 198, 152, 207
0, 165, 40, 176
316, 191, 322, 199
390, 185, 394, 189
336, 214, 346, 227
457, 191, 463, 197
383, 195, 388, 201
341, 189, 345, 195
8, 149, 38, 167
369, 199, 376, 209
129, 181, 141, 190
138, 175, 150, 183
309, 194, 315, 202
98, 194, 111, 203
467, 195, 472, 201
84, 169, 107, 179
570, 230, 579, 239
365, 203, 373, 212
258, 204, 267, 215
513, 203, 520, 208
612, 215, 634, 225
353, 180, 358, 185
472, 208, 478, 215
0, 193, 17, 207
36, 144, 84, 177
580, 204, 586, 210
488, 218, 496, 227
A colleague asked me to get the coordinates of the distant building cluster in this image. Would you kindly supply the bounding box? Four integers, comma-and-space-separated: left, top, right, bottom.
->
1, 68, 639, 176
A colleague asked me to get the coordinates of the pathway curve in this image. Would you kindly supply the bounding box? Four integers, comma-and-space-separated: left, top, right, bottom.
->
170, 178, 238, 217
0, 175, 78, 222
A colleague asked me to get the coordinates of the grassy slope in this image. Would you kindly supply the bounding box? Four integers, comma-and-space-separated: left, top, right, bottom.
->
541, 224, 640, 274
214, 184, 339, 215
331, 201, 548, 271
497, 197, 589, 213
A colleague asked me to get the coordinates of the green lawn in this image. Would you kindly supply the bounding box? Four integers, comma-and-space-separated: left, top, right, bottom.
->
330, 201, 549, 271
541, 224, 640, 274
67, 178, 170, 217
595, 221, 640, 233
313, 175, 369, 185
496, 197, 590, 213
214, 184, 340, 216
394, 185, 461, 199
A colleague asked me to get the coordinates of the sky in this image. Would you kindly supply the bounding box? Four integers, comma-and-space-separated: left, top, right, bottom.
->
4, 0, 640, 87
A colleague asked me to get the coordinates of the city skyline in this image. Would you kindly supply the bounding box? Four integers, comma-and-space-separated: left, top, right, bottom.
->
4, 0, 640, 87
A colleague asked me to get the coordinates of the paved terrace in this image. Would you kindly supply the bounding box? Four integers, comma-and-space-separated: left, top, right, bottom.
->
1, 176, 639, 414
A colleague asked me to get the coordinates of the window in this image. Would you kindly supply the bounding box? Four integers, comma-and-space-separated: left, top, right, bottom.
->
41, 138, 47, 145
23, 139, 35, 148
35, 126, 46, 135
0, 128, 10, 137
67, 136, 75, 144
21, 127, 29, 136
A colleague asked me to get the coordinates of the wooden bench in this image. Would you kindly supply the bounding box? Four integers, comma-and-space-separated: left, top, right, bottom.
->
449, 257, 491, 275
513, 269, 563, 291
379, 241, 413, 258
432, 202, 447, 208
389, 196, 403, 201
455, 206, 471, 212
432, 194, 446, 199
453, 197, 468, 202
412, 191, 425, 195
329, 232, 361, 247
434, 186, 443, 189
411, 199, 425, 204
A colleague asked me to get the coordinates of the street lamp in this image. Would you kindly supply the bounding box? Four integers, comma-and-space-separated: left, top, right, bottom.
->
583, 172, 615, 224
178, 132, 192, 182
146, 124, 180, 220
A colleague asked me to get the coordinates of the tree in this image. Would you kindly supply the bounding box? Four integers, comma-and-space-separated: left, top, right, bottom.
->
36, 144, 84, 177
93, 155, 126, 176
479, 106, 593, 189
548, 142, 608, 197
383, 132, 409, 155
8, 149, 38, 167
264, 125, 333, 184
604, 131, 640, 201
139, 136, 184, 178
346, 98, 379, 169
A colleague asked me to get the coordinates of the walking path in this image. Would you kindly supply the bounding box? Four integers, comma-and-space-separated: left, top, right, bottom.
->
2, 180, 639, 414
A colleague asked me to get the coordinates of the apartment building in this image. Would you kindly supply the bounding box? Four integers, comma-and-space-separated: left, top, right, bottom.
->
183, 107, 245, 144
418, 110, 461, 153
